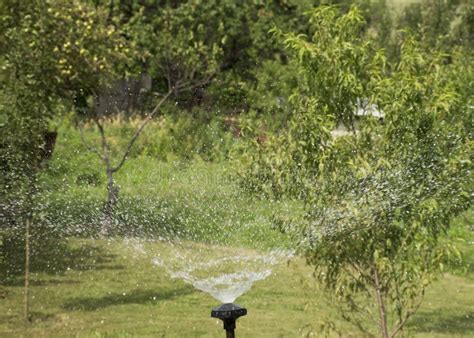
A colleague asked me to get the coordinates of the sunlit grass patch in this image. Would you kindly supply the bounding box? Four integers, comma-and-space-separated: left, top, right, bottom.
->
1, 226, 473, 337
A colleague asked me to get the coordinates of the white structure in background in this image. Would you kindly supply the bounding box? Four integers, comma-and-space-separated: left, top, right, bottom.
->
330, 98, 385, 137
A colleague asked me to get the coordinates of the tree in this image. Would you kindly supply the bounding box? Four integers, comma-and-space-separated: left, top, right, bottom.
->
239, 6, 473, 336
239, 5, 384, 198
0, 0, 127, 189
77, 0, 226, 234
396, 0, 473, 52
0, 0, 127, 321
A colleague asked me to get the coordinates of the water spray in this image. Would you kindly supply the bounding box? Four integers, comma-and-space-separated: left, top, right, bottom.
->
211, 303, 247, 338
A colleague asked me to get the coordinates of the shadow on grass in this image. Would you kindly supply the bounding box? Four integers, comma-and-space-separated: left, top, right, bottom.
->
410, 311, 474, 335
62, 286, 194, 311
1, 227, 123, 286
29, 311, 56, 322
5, 278, 85, 287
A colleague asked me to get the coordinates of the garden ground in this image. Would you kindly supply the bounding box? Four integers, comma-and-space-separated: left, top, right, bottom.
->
0, 218, 472, 337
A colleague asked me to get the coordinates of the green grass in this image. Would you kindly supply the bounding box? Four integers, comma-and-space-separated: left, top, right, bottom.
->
2, 127, 472, 337
0, 238, 321, 337
44, 157, 297, 247
0, 222, 473, 338
38, 124, 297, 247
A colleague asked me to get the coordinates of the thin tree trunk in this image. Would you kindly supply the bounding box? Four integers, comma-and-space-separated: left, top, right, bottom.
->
24, 217, 31, 323
86, 91, 177, 236
95, 119, 118, 236
373, 267, 389, 338
102, 168, 119, 236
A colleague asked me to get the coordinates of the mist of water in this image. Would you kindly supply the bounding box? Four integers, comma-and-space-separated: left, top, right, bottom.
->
127, 238, 292, 303
154, 249, 291, 303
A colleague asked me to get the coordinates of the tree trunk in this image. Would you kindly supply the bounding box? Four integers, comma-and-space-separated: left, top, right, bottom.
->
373, 267, 389, 338
90, 91, 173, 236
24, 217, 31, 323
102, 169, 119, 236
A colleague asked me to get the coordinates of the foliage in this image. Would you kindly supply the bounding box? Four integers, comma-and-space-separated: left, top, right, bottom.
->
119, 0, 316, 115
1, 0, 473, 333
0, 0, 128, 226
238, 5, 384, 198
238, 6, 473, 337
124, 0, 228, 100
0, 2, 130, 320
0, 0, 128, 112
397, 0, 474, 52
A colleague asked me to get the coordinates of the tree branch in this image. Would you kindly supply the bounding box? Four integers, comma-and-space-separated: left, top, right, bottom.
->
96, 119, 108, 152
373, 265, 389, 338
389, 292, 424, 338
111, 90, 173, 173
175, 71, 216, 93
95, 118, 113, 174
164, 61, 172, 92
348, 259, 375, 284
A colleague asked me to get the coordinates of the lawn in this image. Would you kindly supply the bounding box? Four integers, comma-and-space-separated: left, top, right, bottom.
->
0, 221, 472, 337
1, 137, 473, 337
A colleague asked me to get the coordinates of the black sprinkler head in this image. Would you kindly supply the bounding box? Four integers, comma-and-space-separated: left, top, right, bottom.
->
211, 303, 247, 337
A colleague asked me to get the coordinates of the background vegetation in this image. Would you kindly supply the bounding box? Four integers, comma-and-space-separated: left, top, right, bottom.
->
1, 0, 472, 336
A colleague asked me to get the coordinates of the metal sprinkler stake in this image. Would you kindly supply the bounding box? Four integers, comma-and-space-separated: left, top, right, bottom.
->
211, 303, 247, 338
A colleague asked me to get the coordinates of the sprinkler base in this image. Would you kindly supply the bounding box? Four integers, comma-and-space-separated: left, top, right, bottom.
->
211, 303, 247, 338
